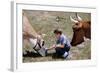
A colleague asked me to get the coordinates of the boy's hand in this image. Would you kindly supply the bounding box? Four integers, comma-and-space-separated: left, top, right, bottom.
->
48, 44, 56, 50
52, 44, 56, 48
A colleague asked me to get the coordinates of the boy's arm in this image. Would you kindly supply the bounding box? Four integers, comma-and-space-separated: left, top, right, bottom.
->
56, 36, 67, 48
47, 44, 65, 50
47, 44, 56, 50
56, 44, 64, 48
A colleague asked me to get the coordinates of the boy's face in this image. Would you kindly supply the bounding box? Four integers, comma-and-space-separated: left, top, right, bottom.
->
55, 33, 61, 39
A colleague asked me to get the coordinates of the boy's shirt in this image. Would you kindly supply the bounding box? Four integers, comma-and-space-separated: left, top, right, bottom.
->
56, 34, 71, 47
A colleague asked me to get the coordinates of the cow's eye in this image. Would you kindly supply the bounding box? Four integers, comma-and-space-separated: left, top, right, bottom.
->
76, 23, 79, 25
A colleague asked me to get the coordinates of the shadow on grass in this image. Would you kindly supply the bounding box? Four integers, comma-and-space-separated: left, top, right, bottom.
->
23, 51, 41, 57
23, 51, 64, 59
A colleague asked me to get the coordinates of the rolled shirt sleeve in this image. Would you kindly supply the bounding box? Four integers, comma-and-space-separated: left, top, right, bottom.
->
56, 34, 71, 47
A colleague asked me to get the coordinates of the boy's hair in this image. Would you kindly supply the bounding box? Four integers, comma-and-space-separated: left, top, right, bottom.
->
54, 29, 62, 34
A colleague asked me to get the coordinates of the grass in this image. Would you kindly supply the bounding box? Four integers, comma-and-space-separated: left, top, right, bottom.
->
23, 10, 91, 62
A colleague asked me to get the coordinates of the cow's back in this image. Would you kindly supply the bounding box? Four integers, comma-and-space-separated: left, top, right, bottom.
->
82, 21, 91, 39
23, 14, 38, 38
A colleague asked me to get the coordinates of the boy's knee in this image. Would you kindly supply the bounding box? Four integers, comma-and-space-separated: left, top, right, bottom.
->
65, 47, 70, 52
55, 48, 62, 53
55, 48, 65, 55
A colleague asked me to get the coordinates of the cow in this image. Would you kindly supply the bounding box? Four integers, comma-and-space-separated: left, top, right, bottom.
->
70, 15, 91, 46
23, 13, 46, 56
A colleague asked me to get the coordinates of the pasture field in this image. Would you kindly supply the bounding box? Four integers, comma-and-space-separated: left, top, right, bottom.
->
23, 10, 91, 63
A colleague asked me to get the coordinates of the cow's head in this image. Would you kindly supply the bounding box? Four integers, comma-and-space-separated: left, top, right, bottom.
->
29, 34, 47, 56
23, 31, 45, 48
23, 31, 46, 56
25, 34, 45, 50
70, 15, 85, 46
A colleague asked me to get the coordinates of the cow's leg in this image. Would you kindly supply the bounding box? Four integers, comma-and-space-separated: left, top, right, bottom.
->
23, 39, 30, 54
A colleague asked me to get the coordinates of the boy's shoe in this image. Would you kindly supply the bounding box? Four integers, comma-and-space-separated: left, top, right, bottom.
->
63, 52, 69, 59
64, 55, 69, 59
64, 52, 72, 60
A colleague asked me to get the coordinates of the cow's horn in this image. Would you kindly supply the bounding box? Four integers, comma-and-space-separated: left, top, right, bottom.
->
70, 16, 78, 23
77, 15, 82, 21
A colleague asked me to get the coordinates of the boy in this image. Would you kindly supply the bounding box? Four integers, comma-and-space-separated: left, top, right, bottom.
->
48, 29, 71, 59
